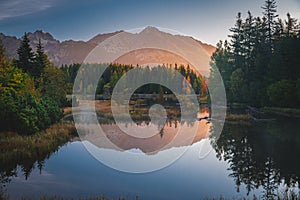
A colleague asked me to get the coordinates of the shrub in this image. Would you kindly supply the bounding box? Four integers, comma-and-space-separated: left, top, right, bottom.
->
267, 80, 297, 107
0, 91, 63, 135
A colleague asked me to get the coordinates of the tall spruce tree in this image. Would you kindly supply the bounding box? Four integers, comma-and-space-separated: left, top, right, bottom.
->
34, 39, 50, 78
17, 32, 35, 75
262, 0, 278, 52
243, 11, 256, 77
229, 12, 245, 70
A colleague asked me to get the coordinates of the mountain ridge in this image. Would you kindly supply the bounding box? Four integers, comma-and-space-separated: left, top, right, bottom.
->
0, 27, 215, 76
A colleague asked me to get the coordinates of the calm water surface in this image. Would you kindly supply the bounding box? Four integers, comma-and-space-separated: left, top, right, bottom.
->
1, 112, 300, 199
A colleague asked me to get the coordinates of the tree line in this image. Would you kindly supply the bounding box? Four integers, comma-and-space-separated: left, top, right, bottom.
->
209, 0, 300, 108
0, 33, 69, 135
61, 63, 208, 96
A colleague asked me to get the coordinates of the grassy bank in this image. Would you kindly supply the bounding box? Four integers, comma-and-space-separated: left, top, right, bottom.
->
0, 120, 77, 200
225, 113, 252, 123
0, 120, 77, 175
0, 121, 76, 152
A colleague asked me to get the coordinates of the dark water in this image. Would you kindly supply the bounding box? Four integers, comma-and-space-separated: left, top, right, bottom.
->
1, 115, 300, 199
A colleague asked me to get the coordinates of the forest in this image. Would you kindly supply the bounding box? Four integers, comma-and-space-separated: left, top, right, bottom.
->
209, 0, 300, 108
0, 34, 69, 135
0, 33, 207, 135
61, 62, 207, 96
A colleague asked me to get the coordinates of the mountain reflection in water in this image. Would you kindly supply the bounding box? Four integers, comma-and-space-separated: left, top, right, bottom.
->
1, 111, 300, 199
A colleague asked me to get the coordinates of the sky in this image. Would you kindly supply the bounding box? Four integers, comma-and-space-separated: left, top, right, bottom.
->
0, 0, 299, 45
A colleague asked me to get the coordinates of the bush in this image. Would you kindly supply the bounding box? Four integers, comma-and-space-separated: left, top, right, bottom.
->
0, 91, 63, 135
41, 97, 63, 125
267, 80, 297, 107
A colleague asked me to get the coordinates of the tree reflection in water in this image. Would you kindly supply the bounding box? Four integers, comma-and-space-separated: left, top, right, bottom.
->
1, 115, 299, 199
210, 118, 300, 199
0, 134, 71, 198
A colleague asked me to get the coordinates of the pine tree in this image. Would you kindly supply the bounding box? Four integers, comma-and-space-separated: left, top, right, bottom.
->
229, 12, 245, 70
34, 39, 50, 78
262, 0, 278, 51
243, 11, 256, 76
285, 13, 298, 37
210, 40, 233, 101
273, 18, 284, 40
17, 32, 35, 75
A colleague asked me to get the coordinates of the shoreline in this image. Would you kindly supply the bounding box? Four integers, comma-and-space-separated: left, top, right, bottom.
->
0, 121, 77, 156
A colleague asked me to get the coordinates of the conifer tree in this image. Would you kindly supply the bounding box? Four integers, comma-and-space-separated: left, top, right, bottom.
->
17, 32, 35, 75
262, 0, 278, 51
285, 13, 298, 37
34, 39, 50, 78
229, 12, 245, 70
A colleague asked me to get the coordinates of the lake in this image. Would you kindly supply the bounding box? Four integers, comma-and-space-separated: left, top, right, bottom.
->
1, 110, 300, 199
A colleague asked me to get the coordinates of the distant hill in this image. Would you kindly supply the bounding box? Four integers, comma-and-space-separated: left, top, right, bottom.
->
0, 27, 215, 76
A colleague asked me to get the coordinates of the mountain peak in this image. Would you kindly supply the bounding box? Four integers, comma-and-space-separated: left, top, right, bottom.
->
34, 29, 47, 34
140, 26, 161, 34
28, 30, 56, 42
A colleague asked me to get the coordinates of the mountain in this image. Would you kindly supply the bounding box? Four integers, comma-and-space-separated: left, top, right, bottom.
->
88, 30, 124, 45
0, 27, 215, 76
0, 30, 121, 66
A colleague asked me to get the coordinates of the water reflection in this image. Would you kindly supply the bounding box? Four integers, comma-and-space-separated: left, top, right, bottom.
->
210, 118, 300, 199
0, 132, 73, 198
73, 106, 211, 172
1, 112, 300, 199
77, 119, 210, 154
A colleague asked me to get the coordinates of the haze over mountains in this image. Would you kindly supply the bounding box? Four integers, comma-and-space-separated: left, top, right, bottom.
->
0, 27, 215, 76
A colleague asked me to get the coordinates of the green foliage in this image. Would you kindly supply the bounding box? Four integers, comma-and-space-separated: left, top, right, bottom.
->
0, 91, 38, 134
38, 66, 68, 107
267, 80, 297, 107
41, 97, 63, 125
210, 0, 300, 108
230, 68, 246, 102
262, 0, 279, 51
33, 39, 50, 79
64, 63, 207, 96
0, 39, 65, 135
210, 41, 233, 101
0, 89, 63, 135
17, 33, 35, 75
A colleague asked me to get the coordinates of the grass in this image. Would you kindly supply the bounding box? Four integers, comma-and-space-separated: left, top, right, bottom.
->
0, 121, 76, 152
225, 113, 252, 121
0, 121, 77, 174
223, 113, 252, 125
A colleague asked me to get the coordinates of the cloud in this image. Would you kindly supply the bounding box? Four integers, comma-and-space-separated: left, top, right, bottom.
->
0, 0, 56, 20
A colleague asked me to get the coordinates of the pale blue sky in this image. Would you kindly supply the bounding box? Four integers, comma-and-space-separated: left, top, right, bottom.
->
0, 0, 299, 45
